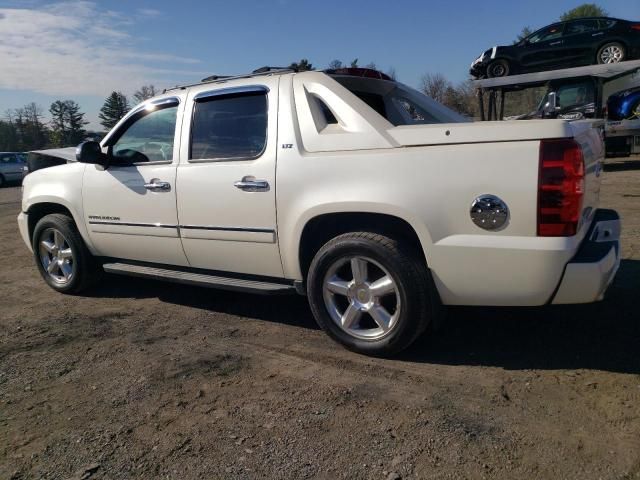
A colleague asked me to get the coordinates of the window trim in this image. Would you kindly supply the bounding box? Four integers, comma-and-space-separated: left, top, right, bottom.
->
103, 97, 180, 167
188, 85, 269, 163
102, 97, 180, 147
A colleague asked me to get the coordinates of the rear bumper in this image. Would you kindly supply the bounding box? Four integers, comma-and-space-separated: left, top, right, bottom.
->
551, 209, 621, 304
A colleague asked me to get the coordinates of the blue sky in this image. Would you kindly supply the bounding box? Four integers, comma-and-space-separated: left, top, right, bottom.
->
0, 0, 637, 128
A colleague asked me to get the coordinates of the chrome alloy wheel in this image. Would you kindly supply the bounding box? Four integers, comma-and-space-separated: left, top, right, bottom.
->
38, 228, 74, 284
322, 256, 401, 340
600, 45, 624, 63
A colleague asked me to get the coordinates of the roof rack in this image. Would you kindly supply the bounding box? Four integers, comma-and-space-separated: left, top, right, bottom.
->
164, 67, 298, 93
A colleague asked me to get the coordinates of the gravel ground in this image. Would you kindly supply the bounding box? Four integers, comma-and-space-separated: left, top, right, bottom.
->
1, 157, 639, 480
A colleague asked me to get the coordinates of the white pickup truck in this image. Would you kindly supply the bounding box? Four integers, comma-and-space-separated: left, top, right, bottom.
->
18, 67, 621, 356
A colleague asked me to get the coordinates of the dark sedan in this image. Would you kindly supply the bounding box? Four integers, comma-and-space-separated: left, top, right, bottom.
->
471, 17, 640, 78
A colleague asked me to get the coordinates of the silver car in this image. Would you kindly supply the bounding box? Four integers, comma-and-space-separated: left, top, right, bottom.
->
0, 152, 27, 187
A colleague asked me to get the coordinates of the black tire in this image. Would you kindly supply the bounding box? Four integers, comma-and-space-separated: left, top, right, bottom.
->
486, 59, 510, 78
597, 42, 625, 64
32, 213, 102, 294
306, 232, 440, 356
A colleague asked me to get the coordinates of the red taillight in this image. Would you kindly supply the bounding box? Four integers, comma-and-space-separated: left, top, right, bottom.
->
538, 139, 585, 236
631, 23, 640, 31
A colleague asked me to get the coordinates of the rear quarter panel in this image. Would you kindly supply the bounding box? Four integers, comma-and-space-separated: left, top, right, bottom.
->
276, 139, 579, 305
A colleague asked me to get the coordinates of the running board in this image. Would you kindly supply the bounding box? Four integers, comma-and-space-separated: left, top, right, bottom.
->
102, 262, 296, 295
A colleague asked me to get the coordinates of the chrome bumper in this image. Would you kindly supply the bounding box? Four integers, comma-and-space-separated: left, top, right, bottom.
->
552, 209, 621, 304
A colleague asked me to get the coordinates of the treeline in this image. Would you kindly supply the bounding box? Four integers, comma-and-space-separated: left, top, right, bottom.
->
2, 1, 604, 153
0, 85, 158, 153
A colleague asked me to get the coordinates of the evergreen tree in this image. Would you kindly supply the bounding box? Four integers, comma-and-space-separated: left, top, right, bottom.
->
289, 58, 313, 71
49, 100, 88, 147
99, 92, 130, 130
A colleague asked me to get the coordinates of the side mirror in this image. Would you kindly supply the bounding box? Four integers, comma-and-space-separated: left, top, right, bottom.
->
76, 141, 108, 167
542, 92, 559, 117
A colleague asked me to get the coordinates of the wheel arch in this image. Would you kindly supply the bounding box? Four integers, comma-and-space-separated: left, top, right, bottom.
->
25, 200, 95, 253
596, 38, 629, 58
297, 210, 430, 281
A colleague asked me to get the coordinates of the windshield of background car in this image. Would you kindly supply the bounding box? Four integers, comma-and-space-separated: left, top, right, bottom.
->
331, 76, 467, 125
0, 153, 17, 163
527, 24, 564, 44
557, 83, 595, 107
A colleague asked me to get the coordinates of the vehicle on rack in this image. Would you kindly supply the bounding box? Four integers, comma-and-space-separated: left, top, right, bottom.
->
507, 78, 597, 120
471, 17, 640, 78
0, 152, 27, 186
17, 67, 621, 356
604, 85, 640, 156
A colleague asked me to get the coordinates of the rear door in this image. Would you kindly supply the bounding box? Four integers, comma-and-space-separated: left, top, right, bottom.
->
176, 78, 283, 277
562, 19, 602, 64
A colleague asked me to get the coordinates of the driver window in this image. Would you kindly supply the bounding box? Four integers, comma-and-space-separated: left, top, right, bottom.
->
528, 25, 564, 44
111, 105, 178, 165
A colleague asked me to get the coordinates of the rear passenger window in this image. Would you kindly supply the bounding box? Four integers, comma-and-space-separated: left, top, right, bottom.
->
190, 92, 267, 160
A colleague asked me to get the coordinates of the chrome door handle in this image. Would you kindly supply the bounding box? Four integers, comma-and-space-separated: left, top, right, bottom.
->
549, 41, 562, 46
234, 176, 270, 192
592, 32, 604, 36
144, 179, 171, 191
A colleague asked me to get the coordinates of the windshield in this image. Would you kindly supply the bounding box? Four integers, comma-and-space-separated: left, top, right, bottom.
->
537, 82, 595, 111
331, 76, 467, 125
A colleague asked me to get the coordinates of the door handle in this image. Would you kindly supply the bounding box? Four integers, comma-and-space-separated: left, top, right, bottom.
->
144, 179, 171, 191
234, 176, 270, 192
549, 41, 563, 46
592, 32, 604, 36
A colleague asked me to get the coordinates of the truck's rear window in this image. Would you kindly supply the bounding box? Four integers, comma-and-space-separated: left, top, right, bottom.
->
330, 76, 467, 125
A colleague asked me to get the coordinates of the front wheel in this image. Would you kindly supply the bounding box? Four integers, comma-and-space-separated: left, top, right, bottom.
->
597, 42, 625, 64
32, 213, 102, 294
486, 59, 510, 78
306, 232, 439, 356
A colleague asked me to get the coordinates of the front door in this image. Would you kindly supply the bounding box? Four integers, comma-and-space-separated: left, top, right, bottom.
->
82, 96, 189, 266
176, 78, 283, 278
519, 23, 566, 70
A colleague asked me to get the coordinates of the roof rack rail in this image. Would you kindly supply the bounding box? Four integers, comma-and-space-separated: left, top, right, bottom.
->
252, 66, 297, 74
164, 67, 298, 93
201, 74, 231, 82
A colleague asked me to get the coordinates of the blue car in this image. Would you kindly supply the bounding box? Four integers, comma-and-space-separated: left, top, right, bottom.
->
0, 152, 27, 187
606, 86, 640, 120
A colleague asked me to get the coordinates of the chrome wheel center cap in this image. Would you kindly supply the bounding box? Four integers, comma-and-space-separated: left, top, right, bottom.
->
356, 287, 370, 304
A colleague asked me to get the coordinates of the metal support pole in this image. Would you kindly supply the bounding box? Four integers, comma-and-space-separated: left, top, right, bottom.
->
499, 89, 505, 120
478, 89, 485, 121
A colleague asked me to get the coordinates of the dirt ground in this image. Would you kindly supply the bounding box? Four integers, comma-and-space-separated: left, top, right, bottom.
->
1, 157, 639, 480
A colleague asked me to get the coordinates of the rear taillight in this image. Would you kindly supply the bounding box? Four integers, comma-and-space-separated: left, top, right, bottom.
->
631, 23, 640, 31
538, 139, 585, 236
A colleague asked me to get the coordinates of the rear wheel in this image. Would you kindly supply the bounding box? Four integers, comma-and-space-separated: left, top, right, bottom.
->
597, 42, 625, 64
32, 213, 102, 294
307, 232, 439, 356
487, 59, 510, 78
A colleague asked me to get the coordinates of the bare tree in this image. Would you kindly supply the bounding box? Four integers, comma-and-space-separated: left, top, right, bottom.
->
420, 73, 451, 104
386, 67, 397, 81
133, 85, 158, 104
328, 59, 343, 69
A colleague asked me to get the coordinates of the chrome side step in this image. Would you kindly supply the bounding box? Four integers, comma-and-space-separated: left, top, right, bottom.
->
102, 262, 295, 295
